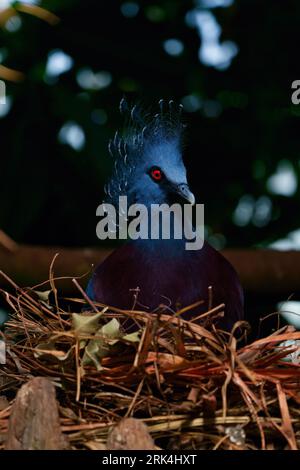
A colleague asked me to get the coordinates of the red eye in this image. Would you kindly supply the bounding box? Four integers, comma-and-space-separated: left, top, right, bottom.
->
151, 168, 163, 181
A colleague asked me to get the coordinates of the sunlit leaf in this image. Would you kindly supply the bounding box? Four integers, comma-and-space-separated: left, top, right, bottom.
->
34, 341, 71, 361
123, 331, 141, 343
82, 318, 121, 369
72, 311, 102, 335
100, 318, 120, 338
35, 290, 51, 302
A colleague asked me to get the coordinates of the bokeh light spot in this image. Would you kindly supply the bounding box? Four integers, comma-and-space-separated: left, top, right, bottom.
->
58, 122, 86, 152
77, 69, 112, 90
267, 160, 297, 196
163, 38, 184, 56
45, 50, 74, 78
120, 2, 139, 18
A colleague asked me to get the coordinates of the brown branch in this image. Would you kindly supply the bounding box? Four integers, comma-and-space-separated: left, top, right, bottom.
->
0, 241, 299, 294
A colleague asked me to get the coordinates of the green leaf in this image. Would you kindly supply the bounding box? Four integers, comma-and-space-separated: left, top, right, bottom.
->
100, 318, 120, 338
123, 331, 141, 343
35, 290, 51, 302
82, 338, 104, 370
72, 311, 103, 335
34, 341, 71, 361
81, 318, 121, 369
81, 317, 141, 370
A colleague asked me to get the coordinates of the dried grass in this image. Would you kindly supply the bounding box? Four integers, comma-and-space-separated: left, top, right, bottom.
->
0, 270, 300, 450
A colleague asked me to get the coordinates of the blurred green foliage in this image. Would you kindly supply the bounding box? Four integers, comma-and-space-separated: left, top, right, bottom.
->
0, 0, 299, 249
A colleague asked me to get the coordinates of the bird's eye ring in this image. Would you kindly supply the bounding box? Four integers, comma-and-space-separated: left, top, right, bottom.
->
150, 167, 163, 181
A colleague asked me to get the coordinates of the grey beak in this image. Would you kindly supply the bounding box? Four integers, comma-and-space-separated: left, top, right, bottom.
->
175, 183, 195, 205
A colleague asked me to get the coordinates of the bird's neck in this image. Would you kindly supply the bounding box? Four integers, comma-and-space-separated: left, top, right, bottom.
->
132, 237, 187, 261
127, 207, 196, 258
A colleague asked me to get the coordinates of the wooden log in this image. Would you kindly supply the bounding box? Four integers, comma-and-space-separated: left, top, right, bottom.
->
5, 377, 68, 450
107, 418, 156, 450
0, 243, 111, 295
0, 241, 300, 295
224, 249, 300, 294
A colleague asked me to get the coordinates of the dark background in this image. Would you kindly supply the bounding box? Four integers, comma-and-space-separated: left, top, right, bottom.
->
0, 0, 300, 331
1, 0, 299, 248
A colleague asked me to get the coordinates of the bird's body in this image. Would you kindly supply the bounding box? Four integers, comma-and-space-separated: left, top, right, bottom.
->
87, 99, 244, 331
87, 237, 243, 330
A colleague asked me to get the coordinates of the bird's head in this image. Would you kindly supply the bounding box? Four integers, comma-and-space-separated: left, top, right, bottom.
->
104, 99, 195, 208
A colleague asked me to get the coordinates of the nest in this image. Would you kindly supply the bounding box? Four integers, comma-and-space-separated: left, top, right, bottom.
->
0, 270, 300, 450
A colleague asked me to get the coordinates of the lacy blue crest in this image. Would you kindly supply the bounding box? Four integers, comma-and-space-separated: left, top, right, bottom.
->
104, 99, 185, 208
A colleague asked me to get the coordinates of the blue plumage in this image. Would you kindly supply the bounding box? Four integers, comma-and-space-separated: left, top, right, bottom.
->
87, 99, 244, 331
